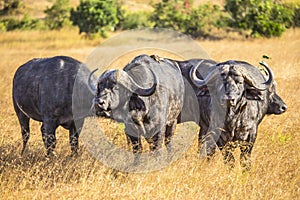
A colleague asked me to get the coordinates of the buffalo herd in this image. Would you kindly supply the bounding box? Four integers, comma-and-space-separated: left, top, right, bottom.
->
12, 53, 287, 171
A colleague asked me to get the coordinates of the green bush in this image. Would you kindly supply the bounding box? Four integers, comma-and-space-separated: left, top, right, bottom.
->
70, 0, 123, 38
44, 0, 71, 30
0, 15, 42, 31
150, 0, 185, 32
283, 2, 300, 28
225, 0, 293, 37
184, 4, 228, 38
150, 0, 225, 38
121, 11, 152, 30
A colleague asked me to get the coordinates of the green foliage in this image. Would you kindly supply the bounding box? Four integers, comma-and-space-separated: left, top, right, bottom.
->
150, 0, 226, 38
70, 0, 123, 38
225, 0, 293, 37
0, 15, 42, 31
44, 0, 71, 30
284, 2, 300, 28
185, 4, 228, 38
121, 11, 153, 30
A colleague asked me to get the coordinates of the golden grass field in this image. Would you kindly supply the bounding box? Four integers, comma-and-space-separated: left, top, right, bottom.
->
0, 27, 299, 199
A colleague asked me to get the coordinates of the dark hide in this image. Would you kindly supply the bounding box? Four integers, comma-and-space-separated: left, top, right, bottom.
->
13, 56, 95, 156
189, 60, 287, 171
93, 55, 184, 156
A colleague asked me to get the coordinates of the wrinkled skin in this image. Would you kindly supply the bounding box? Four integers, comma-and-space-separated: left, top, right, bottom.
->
155, 56, 287, 170
13, 56, 95, 156
189, 60, 287, 171
91, 55, 184, 158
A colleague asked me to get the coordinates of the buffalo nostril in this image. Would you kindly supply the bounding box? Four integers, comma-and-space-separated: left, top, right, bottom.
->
281, 105, 287, 111
98, 100, 105, 106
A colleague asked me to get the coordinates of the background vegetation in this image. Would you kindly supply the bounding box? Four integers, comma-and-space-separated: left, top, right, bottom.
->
0, 0, 299, 199
1, 0, 300, 38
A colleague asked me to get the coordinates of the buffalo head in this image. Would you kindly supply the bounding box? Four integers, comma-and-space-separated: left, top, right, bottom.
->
189, 60, 274, 107
88, 68, 157, 118
267, 81, 287, 114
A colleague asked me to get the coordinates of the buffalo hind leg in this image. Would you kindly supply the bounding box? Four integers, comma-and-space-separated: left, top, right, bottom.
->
16, 111, 30, 155
69, 120, 83, 156
41, 120, 58, 156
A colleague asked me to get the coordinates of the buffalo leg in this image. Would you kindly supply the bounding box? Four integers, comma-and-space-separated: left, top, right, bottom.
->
165, 120, 177, 154
239, 141, 253, 172
69, 120, 83, 155
16, 110, 30, 155
198, 125, 208, 152
128, 135, 142, 154
147, 132, 163, 160
221, 142, 236, 169
199, 131, 217, 158
41, 120, 57, 156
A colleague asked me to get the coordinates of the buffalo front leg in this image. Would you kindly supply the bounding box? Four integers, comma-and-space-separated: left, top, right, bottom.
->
199, 131, 218, 159
146, 132, 163, 160
41, 121, 58, 156
221, 142, 237, 169
165, 120, 177, 154
198, 125, 208, 153
239, 141, 254, 172
127, 134, 142, 163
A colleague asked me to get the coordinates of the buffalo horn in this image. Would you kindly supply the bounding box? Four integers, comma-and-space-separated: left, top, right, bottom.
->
88, 68, 98, 93
114, 69, 157, 96
189, 60, 219, 87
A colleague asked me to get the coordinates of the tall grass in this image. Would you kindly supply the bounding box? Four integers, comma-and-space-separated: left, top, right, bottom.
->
0, 28, 299, 199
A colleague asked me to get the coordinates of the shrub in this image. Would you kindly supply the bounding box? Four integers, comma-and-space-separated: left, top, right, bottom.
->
283, 2, 300, 28
44, 0, 71, 30
150, 0, 226, 38
0, 15, 42, 31
225, 0, 293, 37
70, 0, 123, 38
121, 11, 152, 30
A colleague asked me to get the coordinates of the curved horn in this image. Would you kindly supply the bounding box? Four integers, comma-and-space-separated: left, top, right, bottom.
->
88, 68, 98, 93
238, 61, 273, 91
114, 69, 157, 96
259, 61, 273, 86
189, 60, 219, 87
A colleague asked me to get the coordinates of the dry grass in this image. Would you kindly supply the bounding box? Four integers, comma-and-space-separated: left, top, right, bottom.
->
0, 27, 299, 199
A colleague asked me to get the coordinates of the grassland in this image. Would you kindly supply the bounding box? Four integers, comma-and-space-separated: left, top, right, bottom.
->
0, 26, 299, 199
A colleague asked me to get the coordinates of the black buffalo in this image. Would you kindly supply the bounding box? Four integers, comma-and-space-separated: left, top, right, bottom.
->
13, 56, 94, 156
189, 60, 287, 170
88, 55, 184, 158
150, 55, 287, 170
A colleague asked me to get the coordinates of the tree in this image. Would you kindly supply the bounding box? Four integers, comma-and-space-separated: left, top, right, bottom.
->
70, 0, 122, 37
150, 0, 225, 38
44, 0, 71, 30
225, 0, 293, 37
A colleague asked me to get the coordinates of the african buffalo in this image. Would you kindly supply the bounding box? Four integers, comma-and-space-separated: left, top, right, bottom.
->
189, 60, 287, 170
13, 56, 94, 156
88, 55, 184, 158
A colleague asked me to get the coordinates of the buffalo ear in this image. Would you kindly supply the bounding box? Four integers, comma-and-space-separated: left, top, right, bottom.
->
129, 94, 146, 111
245, 88, 263, 100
